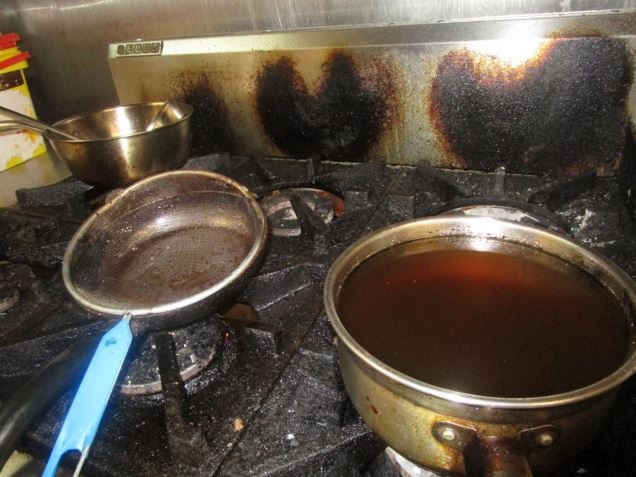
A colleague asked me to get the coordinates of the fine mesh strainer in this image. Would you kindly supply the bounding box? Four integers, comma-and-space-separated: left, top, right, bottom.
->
43, 170, 267, 477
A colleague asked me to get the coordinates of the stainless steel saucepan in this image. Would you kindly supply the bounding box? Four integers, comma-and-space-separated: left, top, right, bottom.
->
324, 216, 636, 476
42, 170, 267, 477
0, 101, 193, 187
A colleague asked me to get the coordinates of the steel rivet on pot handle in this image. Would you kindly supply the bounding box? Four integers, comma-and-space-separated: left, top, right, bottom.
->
42, 315, 133, 477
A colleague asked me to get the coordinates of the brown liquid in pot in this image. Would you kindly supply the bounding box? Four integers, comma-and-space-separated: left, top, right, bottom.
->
338, 241, 631, 397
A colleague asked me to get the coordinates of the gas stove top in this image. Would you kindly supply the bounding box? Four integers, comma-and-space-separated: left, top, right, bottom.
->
1, 154, 636, 476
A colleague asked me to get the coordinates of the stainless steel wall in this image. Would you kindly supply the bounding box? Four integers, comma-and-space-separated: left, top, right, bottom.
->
108, 14, 636, 175
1, 0, 635, 122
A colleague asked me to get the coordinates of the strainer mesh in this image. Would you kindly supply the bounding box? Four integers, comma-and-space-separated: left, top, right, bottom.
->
67, 173, 257, 312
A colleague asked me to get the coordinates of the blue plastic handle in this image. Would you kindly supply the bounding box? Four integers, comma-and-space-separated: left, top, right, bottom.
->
42, 315, 133, 477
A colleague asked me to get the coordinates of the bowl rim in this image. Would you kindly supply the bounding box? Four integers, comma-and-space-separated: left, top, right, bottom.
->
50, 101, 194, 143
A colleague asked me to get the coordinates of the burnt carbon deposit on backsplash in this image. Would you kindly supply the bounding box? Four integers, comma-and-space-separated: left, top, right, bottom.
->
171, 73, 235, 155
429, 36, 633, 176
256, 51, 397, 160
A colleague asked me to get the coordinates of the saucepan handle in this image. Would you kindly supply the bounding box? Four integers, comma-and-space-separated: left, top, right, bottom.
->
477, 436, 533, 477
42, 315, 133, 477
433, 421, 535, 477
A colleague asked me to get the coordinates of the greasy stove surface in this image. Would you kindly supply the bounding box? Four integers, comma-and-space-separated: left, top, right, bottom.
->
1, 155, 636, 476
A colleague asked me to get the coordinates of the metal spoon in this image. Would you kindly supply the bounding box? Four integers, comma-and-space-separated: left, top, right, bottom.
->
0, 105, 81, 140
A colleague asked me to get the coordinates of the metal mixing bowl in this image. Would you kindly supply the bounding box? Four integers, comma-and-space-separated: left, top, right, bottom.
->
49, 101, 193, 187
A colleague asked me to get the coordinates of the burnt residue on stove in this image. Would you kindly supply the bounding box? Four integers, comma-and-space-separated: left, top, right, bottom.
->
255, 51, 398, 160
170, 73, 234, 155
429, 36, 633, 175
618, 126, 636, 221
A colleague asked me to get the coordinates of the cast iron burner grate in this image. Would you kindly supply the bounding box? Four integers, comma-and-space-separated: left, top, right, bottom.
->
0, 154, 635, 476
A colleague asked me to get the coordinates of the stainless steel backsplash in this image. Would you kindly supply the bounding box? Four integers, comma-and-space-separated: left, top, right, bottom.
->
1, 0, 633, 122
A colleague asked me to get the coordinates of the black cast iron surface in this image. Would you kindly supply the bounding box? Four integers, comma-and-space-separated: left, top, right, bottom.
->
1, 154, 636, 476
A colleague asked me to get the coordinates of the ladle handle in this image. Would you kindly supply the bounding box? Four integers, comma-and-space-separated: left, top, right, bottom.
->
42, 315, 133, 477
145, 100, 171, 132
0, 120, 49, 135
0, 105, 78, 140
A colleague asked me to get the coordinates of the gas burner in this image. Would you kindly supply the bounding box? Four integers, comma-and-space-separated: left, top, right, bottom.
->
440, 204, 567, 234
259, 187, 343, 237
0, 283, 19, 313
384, 448, 440, 477
120, 318, 227, 396
2, 156, 635, 476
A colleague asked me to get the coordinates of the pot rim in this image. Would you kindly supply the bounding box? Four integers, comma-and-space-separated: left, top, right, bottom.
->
324, 216, 636, 409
